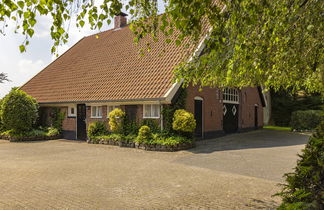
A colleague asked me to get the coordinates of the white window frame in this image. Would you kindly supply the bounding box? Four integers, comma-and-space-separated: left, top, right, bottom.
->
107, 105, 120, 118
223, 88, 239, 104
68, 106, 76, 117
143, 104, 160, 119
91, 106, 102, 118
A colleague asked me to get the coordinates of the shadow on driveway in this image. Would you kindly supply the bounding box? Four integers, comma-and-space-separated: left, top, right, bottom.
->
189, 129, 309, 154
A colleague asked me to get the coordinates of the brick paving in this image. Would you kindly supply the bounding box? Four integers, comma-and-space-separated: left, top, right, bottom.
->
0, 130, 308, 209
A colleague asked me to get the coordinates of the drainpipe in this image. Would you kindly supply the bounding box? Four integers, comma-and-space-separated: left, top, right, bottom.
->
160, 103, 164, 131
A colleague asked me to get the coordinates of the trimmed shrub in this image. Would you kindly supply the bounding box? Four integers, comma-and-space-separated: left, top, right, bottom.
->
172, 109, 196, 133
290, 110, 323, 131
135, 125, 152, 143
87, 121, 108, 138
141, 119, 159, 133
276, 121, 324, 209
109, 108, 125, 133
1, 88, 38, 132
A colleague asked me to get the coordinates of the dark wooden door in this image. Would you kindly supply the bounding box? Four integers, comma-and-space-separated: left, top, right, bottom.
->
254, 106, 258, 129
77, 104, 87, 140
125, 105, 137, 122
194, 100, 203, 138
223, 103, 239, 133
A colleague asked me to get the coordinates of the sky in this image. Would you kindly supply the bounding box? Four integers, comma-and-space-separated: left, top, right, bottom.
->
0, 1, 165, 98
0, 12, 109, 98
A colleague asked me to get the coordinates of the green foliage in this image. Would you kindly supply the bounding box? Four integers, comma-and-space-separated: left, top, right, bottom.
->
290, 110, 323, 131
1, 127, 59, 138
108, 108, 125, 133
122, 116, 139, 135
263, 126, 291, 131
141, 119, 159, 133
51, 108, 65, 132
87, 121, 108, 139
271, 90, 323, 126
150, 134, 192, 146
162, 88, 187, 135
171, 0, 323, 92
172, 109, 196, 133
135, 125, 152, 144
124, 134, 136, 143
1, 1, 323, 92
276, 121, 324, 209
46, 127, 60, 137
0, 88, 38, 132
94, 133, 123, 143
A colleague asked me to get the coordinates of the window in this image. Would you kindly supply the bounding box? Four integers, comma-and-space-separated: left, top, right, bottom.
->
143, 104, 160, 118
107, 105, 120, 118
91, 106, 102, 118
223, 88, 239, 104
68, 106, 76, 117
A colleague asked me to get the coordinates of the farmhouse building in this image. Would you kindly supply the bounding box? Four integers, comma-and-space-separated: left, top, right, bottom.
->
21, 14, 266, 140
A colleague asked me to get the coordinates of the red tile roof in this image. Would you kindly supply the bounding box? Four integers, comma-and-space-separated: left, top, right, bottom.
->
21, 26, 196, 103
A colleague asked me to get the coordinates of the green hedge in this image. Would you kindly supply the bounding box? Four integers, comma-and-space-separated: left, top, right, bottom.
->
290, 110, 323, 131
276, 122, 324, 209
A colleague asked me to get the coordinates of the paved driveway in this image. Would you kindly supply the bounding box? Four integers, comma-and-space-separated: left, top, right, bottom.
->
0, 130, 308, 209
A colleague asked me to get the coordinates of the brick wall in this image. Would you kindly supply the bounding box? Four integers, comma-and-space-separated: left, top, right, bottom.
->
185, 85, 264, 137
239, 87, 263, 129
186, 86, 223, 133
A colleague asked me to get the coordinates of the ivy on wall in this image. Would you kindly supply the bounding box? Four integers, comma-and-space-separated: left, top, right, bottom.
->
162, 87, 187, 135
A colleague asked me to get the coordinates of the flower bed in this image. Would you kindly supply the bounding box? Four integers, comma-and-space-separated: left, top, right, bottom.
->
1, 134, 62, 142
87, 135, 195, 152
0, 127, 62, 142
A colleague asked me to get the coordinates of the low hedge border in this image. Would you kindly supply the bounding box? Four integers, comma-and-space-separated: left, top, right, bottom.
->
0, 134, 62, 142
87, 138, 195, 152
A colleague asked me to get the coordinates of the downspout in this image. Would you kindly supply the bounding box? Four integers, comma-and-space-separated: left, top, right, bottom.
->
160, 103, 164, 131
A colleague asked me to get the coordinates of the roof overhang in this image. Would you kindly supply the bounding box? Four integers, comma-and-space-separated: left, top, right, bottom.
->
38, 97, 172, 107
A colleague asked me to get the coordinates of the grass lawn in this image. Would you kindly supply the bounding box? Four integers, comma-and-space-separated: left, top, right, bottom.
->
263, 126, 292, 131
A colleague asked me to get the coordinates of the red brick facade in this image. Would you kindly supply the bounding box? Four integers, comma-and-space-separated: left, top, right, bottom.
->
185, 85, 264, 137
52, 86, 264, 140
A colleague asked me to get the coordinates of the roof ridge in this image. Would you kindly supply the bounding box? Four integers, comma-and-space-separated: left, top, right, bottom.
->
86, 24, 130, 38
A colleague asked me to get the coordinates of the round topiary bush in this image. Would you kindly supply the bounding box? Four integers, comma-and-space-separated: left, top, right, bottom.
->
172, 109, 196, 133
136, 125, 152, 143
1, 88, 38, 132
108, 108, 125, 133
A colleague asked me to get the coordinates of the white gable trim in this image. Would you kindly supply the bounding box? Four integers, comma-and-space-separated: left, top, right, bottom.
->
163, 27, 213, 103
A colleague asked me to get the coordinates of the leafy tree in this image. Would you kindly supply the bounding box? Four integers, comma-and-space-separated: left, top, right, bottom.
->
275, 121, 324, 209
0, 88, 38, 132
0, 73, 9, 83
0, 0, 322, 92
